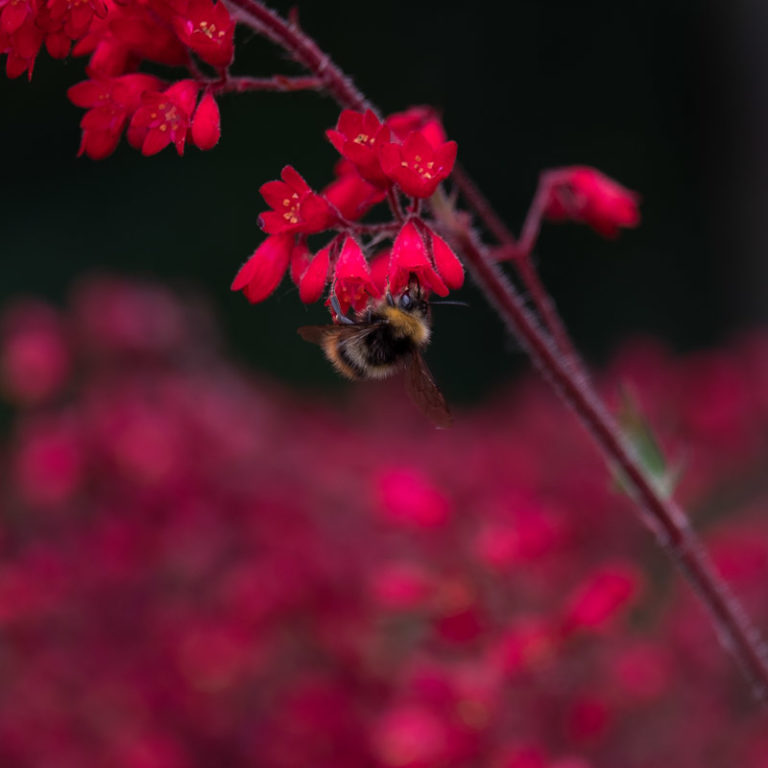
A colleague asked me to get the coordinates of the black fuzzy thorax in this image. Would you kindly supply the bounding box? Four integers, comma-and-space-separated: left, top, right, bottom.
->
362, 324, 414, 366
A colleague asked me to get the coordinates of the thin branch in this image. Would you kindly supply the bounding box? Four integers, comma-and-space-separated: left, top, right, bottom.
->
210, 75, 324, 94
223, 0, 372, 113
453, 164, 581, 371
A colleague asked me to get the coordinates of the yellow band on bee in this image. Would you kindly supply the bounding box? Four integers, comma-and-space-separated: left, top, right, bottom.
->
382, 306, 430, 346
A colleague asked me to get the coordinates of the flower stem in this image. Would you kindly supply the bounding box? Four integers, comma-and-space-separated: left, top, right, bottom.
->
441, 217, 768, 701
452, 164, 582, 373
211, 75, 324, 94
224, 0, 768, 702
223, 0, 372, 113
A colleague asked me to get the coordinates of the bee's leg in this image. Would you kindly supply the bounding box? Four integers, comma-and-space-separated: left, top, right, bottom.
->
331, 294, 355, 325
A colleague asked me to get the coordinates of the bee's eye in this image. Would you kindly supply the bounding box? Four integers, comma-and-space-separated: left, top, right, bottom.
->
399, 293, 412, 310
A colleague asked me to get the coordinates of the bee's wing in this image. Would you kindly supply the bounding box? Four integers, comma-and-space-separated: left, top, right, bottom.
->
297, 324, 376, 345
297, 325, 338, 346
405, 351, 453, 429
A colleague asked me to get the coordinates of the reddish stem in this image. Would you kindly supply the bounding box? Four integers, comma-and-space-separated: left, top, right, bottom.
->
452, 164, 516, 247
223, 0, 371, 113
442, 218, 768, 701
387, 188, 406, 223
516, 176, 549, 256
453, 164, 578, 368
514, 253, 579, 374
224, 0, 768, 702
211, 75, 324, 94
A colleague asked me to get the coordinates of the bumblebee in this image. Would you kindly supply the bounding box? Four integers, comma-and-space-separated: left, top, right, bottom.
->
298, 281, 452, 428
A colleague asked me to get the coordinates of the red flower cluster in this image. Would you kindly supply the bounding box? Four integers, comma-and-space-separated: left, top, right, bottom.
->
232, 107, 463, 314
1, 0, 233, 156
1, 278, 768, 767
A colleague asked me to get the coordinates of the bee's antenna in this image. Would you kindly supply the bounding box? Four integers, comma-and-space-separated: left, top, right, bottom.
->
385, 291, 395, 307
430, 300, 470, 308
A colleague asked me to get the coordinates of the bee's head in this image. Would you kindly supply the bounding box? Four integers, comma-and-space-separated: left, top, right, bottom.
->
382, 279, 431, 346
386, 278, 430, 318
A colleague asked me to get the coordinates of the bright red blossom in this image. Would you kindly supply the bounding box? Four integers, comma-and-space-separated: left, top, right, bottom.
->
331, 237, 380, 314
380, 131, 457, 199
299, 243, 332, 304
389, 221, 449, 298
322, 159, 387, 221
1, 15, 42, 77
70, 1, 186, 78
127, 79, 199, 156
542, 166, 641, 238
71, 9, 134, 77
190, 89, 220, 150
0, 0, 35, 36
230, 233, 294, 303
44, 0, 107, 42
421, 225, 464, 290
288, 238, 312, 286
368, 250, 390, 297
171, 0, 233, 68
259, 166, 336, 235
386, 106, 447, 149
327, 109, 391, 186
68, 73, 162, 159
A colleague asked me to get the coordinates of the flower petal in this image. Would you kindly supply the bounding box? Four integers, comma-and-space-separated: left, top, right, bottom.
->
231, 233, 293, 303
299, 245, 332, 304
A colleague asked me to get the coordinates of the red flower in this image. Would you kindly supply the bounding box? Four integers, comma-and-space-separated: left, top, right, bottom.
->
389, 221, 448, 298
68, 73, 163, 159
380, 131, 457, 199
420, 224, 464, 291
71, 14, 134, 78
231, 233, 293, 303
369, 249, 390, 297
288, 238, 311, 286
172, 0, 234, 69
126, 79, 199, 156
0, 0, 35, 37
107, 3, 187, 68
386, 106, 447, 149
44, 0, 107, 41
44, 28, 70, 58
322, 159, 387, 221
326, 109, 391, 186
541, 166, 641, 238
258, 166, 336, 235
190, 90, 220, 150
1, 16, 43, 78
299, 243, 332, 304
331, 237, 379, 315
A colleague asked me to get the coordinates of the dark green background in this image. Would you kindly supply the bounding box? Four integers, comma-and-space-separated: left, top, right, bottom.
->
2, 1, 766, 402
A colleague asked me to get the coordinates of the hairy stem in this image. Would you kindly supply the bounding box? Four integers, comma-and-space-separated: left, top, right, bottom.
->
224, 0, 371, 113
224, 0, 768, 701
211, 75, 324, 94
452, 164, 583, 372
440, 218, 768, 701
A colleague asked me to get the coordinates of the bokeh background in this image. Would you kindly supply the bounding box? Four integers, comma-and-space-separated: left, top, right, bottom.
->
3, 0, 767, 402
